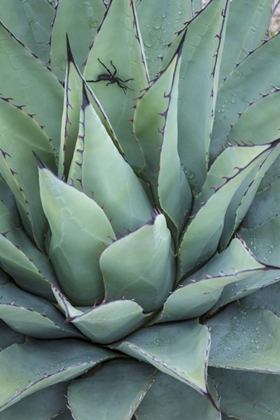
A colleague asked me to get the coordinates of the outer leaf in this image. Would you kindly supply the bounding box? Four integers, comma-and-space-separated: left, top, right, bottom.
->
239, 216, 280, 266
133, 39, 192, 241
100, 214, 175, 312
0, 0, 54, 64
210, 368, 280, 420
69, 88, 153, 237
0, 281, 81, 339
0, 338, 116, 412
178, 142, 276, 278
0, 382, 69, 420
38, 162, 116, 306
207, 303, 280, 373
241, 280, 280, 316
50, 0, 105, 81
135, 372, 221, 420
219, 0, 273, 84
0, 201, 58, 301
52, 286, 153, 344
228, 90, 280, 147
0, 22, 63, 152
84, 0, 148, 169
219, 138, 280, 250
68, 360, 156, 420
137, 0, 193, 79
154, 238, 268, 322
241, 176, 280, 230
110, 321, 211, 398
211, 33, 280, 158
206, 265, 280, 317
0, 97, 57, 250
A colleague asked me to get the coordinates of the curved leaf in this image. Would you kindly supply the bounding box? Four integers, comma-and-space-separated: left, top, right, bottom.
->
178, 142, 276, 278
52, 286, 152, 344
154, 238, 268, 322
68, 360, 156, 420
137, 0, 192, 79
219, 0, 273, 84
50, 0, 105, 81
38, 163, 116, 306
100, 214, 175, 312
69, 89, 153, 237
135, 372, 221, 420
134, 39, 192, 241
0, 22, 63, 151
0, 0, 54, 64
0, 201, 58, 301
110, 321, 211, 398
211, 32, 280, 157
0, 97, 57, 249
0, 382, 69, 420
211, 368, 280, 420
84, 0, 148, 169
207, 303, 280, 373
0, 281, 81, 339
0, 338, 116, 412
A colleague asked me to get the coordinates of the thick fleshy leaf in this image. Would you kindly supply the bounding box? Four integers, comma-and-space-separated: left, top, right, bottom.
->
0, 382, 69, 420
68, 360, 156, 420
239, 216, 280, 266
154, 238, 268, 322
210, 368, 280, 420
52, 286, 152, 344
228, 90, 280, 147
0, 97, 57, 250
242, 177, 280, 229
0, 338, 116, 412
84, 0, 148, 169
219, 138, 280, 250
178, 142, 276, 278
100, 214, 175, 312
137, 0, 193, 79
135, 372, 221, 420
0, 281, 81, 339
207, 303, 280, 373
0, 201, 58, 301
174, 0, 229, 191
68, 88, 153, 237
241, 280, 280, 316
0, 0, 54, 64
206, 265, 280, 316
219, 0, 273, 84
0, 22, 63, 151
133, 39, 192, 241
110, 321, 211, 398
211, 32, 280, 158
38, 162, 116, 306
50, 0, 105, 81
58, 36, 83, 179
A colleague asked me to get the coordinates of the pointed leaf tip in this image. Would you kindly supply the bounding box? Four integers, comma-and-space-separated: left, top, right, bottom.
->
32, 151, 46, 169
66, 33, 74, 63
82, 83, 90, 109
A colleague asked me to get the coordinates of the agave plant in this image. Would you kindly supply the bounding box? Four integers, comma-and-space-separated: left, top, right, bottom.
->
0, 0, 280, 418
